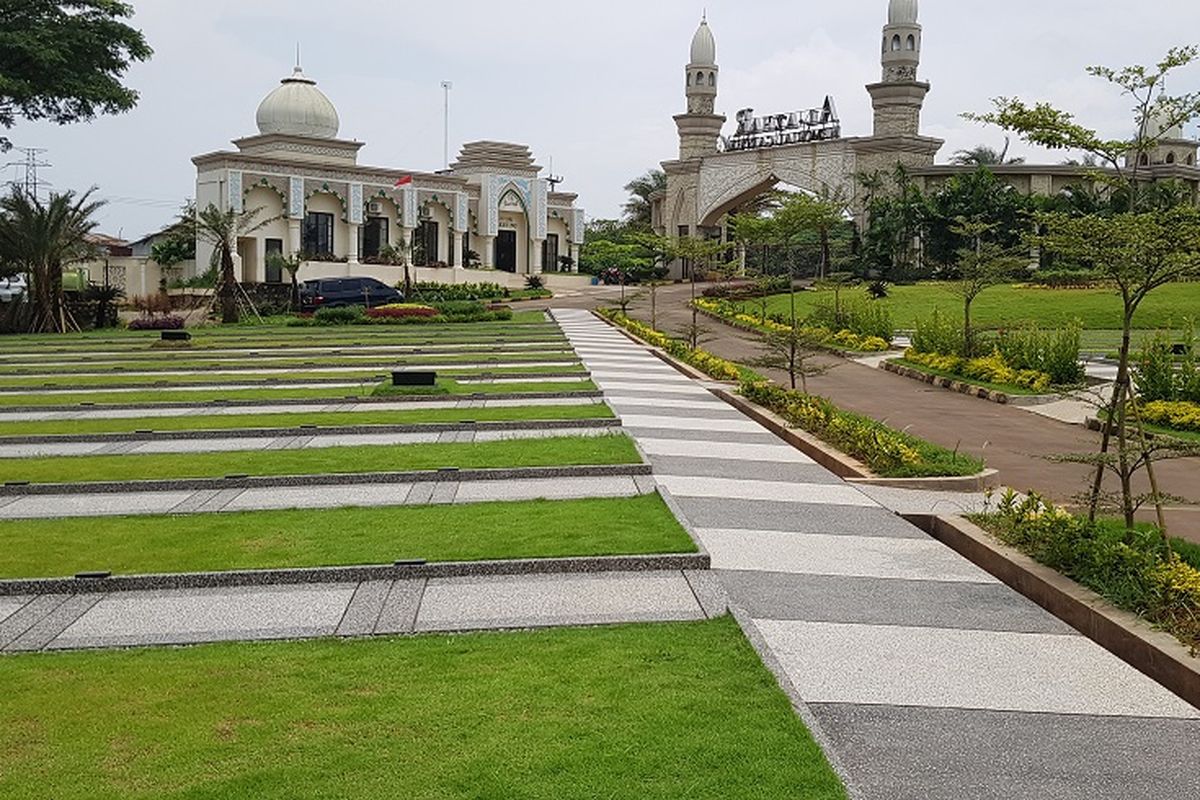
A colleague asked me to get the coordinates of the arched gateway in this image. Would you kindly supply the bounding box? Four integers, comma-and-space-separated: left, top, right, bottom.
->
653, 1, 944, 279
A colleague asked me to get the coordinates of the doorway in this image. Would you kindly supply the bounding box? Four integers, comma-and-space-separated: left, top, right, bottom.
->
496, 230, 517, 272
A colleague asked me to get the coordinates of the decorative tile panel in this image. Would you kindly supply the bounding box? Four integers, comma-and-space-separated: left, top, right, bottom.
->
227, 170, 243, 213
533, 179, 548, 240
454, 192, 469, 233
348, 183, 364, 225
288, 176, 304, 219
571, 209, 585, 245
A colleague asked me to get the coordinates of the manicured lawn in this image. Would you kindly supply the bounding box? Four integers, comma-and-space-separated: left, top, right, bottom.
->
0, 494, 690, 578
890, 358, 1045, 396
0, 434, 639, 484
0, 618, 846, 800
0, 379, 598, 407
749, 282, 1200, 332
0, 403, 614, 437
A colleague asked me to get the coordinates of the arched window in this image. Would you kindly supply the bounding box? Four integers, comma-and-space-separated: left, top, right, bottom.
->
687, 73, 692, 86
1189, 154, 1196, 166
1167, 152, 1176, 164
882, 36, 888, 54
708, 72, 715, 86
891, 35, 902, 51
1139, 153, 1150, 166
697, 71, 704, 85
906, 34, 916, 50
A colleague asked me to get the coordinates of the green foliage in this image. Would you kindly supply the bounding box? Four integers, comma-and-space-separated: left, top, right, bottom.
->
622, 168, 666, 228
977, 492, 1200, 653
1026, 269, 1105, 288
0, 0, 153, 150
911, 308, 965, 356
313, 305, 365, 325
1135, 321, 1200, 404
808, 294, 893, 342
149, 229, 195, 267
1141, 400, 1200, 433
524, 273, 545, 290
739, 380, 983, 478
996, 323, 1084, 384
412, 281, 508, 301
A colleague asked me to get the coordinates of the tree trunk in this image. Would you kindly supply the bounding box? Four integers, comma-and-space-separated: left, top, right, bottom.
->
219, 244, 238, 324
963, 296, 973, 358
819, 227, 831, 280
1089, 306, 1135, 521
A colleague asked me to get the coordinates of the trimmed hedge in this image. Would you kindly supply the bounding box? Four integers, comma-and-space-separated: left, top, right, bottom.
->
127, 314, 186, 331
693, 298, 891, 353
1141, 400, 1200, 433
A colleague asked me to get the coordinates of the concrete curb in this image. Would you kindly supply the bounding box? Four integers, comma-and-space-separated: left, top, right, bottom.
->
0, 390, 605, 414
0, 418, 621, 445
712, 388, 998, 492
882, 360, 1060, 407
0, 552, 710, 597
0, 462, 653, 497
904, 513, 1200, 709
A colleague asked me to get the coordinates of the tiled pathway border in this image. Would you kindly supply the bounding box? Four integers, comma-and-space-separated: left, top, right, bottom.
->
556, 309, 1200, 800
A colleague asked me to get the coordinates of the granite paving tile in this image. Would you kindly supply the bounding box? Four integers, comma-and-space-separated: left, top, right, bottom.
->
603, 396, 729, 411
373, 579, 426, 634
605, 400, 744, 419
658, 475, 877, 506
636, 437, 813, 463
415, 571, 704, 631
648, 455, 842, 484
220, 484, 414, 512
49, 584, 358, 650
683, 570, 729, 618
618, 414, 767, 434
0, 595, 64, 649
807, 703, 1200, 800
0, 491, 197, 520
620, 426, 784, 445
0, 442, 103, 458
335, 580, 392, 637
590, 381, 714, 396
8, 593, 102, 651
852, 485, 991, 516
754, 619, 1200, 718
670, 497, 929, 538
0, 595, 31, 625
452, 476, 644, 503
697, 529, 999, 583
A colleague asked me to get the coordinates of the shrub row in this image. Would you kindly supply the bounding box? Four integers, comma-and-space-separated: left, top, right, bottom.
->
599, 310, 742, 382
410, 282, 508, 301
807, 296, 894, 342
294, 302, 513, 327
1141, 400, 1200, 433
366, 304, 439, 319
903, 349, 1053, 393
997, 324, 1085, 384
976, 491, 1200, 654
1135, 323, 1200, 405
127, 314, 186, 330
694, 298, 891, 353
739, 380, 983, 478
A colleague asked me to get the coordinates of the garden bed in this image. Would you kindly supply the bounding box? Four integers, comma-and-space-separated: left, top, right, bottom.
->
691, 300, 893, 355
884, 359, 1060, 406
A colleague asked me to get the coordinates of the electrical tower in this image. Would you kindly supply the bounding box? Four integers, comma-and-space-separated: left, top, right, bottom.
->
3, 146, 51, 198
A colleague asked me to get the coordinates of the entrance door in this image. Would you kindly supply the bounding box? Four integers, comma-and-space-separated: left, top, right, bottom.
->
496, 230, 517, 272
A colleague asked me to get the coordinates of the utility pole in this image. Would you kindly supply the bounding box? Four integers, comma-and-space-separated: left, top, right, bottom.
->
441, 81, 453, 170
3, 146, 50, 198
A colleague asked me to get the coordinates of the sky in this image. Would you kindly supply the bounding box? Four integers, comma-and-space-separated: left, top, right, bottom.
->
5, 0, 1200, 239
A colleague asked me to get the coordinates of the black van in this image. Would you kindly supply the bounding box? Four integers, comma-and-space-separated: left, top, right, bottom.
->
299, 277, 403, 310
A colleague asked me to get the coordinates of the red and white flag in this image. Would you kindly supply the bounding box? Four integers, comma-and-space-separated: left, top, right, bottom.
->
394, 175, 413, 187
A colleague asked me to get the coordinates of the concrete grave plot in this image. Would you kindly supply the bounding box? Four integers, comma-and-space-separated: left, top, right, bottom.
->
2, 342, 575, 365
0, 570, 720, 652
0, 359, 583, 381
552, 309, 1200, 800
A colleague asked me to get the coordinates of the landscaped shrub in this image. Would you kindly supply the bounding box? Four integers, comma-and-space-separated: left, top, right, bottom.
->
366, 304, 439, 319
739, 380, 982, 478
1136, 322, 1200, 406
976, 491, 1200, 654
693, 298, 890, 353
411, 282, 508, 302
1140, 400, 1200, 433
313, 305, 365, 325
127, 314, 185, 331
997, 323, 1084, 384
808, 296, 893, 343
904, 349, 1052, 393
910, 308, 964, 356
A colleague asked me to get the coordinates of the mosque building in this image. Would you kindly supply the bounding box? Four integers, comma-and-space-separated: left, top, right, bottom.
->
192, 64, 585, 285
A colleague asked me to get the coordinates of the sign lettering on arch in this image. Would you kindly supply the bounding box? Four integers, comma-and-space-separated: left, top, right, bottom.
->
722, 96, 842, 152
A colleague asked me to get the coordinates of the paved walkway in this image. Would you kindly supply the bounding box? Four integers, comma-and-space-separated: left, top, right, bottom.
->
553, 308, 1200, 800
0, 569, 719, 651
1, 358, 580, 380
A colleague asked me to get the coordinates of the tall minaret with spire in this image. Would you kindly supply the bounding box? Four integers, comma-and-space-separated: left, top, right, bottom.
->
866, 0, 930, 137
674, 15, 725, 160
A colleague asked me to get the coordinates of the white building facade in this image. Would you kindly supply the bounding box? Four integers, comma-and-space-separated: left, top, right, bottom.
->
193, 66, 585, 286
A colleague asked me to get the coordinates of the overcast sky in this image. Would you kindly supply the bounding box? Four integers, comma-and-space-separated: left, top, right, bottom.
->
5, 0, 1200, 238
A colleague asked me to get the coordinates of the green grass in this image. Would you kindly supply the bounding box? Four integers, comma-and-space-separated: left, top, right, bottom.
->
0, 618, 846, 800
0, 379, 598, 407
0, 494, 691, 578
0, 434, 639, 484
749, 282, 1200, 332
891, 358, 1044, 396
0, 403, 614, 437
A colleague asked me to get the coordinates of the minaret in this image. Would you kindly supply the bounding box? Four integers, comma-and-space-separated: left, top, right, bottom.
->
674, 16, 725, 160
866, 0, 930, 137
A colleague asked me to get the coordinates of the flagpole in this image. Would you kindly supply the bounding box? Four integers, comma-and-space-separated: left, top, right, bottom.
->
441, 81, 453, 170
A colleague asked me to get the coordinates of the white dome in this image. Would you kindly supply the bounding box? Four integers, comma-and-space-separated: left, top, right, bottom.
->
1146, 101, 1185, 140
255, 66, 340, 139
690, 20, 716, 65
888, 0, 919, 24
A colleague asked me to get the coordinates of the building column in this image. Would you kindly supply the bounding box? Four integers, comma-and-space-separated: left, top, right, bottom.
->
451, 231, 465, 270
483, 235, 496, 269
531, 238, 545, 274
570, 243, 581, 273
347, 223, 361, 265
288, 220, 302, 257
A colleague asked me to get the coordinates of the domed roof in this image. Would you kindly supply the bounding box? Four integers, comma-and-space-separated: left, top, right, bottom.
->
690, 19, 716, 65
888, 0, 919, 24
1145, 99, 1185, 140
255, 66, 340, 139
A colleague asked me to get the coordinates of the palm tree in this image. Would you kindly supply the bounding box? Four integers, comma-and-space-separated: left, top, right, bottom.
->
622, 169, 667, 227
951, 137, 1026, 166
187, 204, 272, 323
0, 187, 104, 332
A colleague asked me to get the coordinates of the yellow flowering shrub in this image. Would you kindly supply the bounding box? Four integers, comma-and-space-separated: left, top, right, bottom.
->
1141, 400, 1200, 433
904, 349, 1052, 394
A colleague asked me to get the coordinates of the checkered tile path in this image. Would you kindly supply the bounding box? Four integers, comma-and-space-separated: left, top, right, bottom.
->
553, 309, 1200, 800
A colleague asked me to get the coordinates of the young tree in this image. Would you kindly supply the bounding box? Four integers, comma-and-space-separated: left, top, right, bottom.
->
187, 204, 272, 324
0, 1, 152, 150
752, 326, 832, 393
968, 46, 1200, 530
0, 187, 103, 332
946, 218, 1026, 357
266, 252, 303, 310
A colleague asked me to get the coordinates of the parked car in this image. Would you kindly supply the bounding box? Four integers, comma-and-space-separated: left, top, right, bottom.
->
299, 277, 403, 311
0, 274, 28, 302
